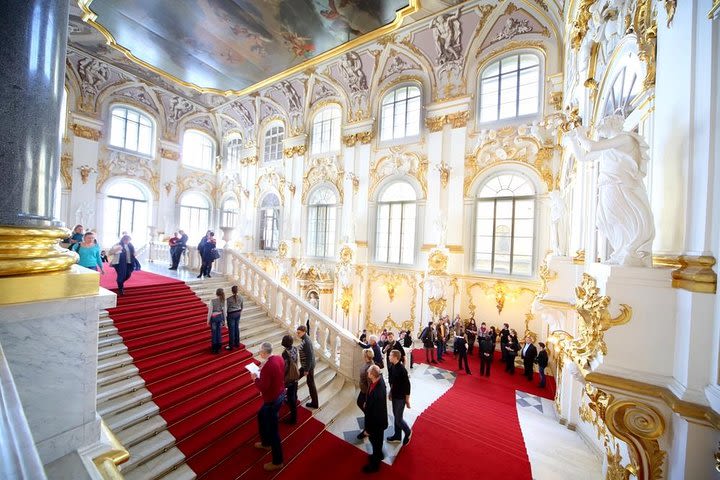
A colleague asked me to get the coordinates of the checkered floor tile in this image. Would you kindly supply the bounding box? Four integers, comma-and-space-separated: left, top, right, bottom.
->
516, 391, 544, 413
423, 366, 457, 383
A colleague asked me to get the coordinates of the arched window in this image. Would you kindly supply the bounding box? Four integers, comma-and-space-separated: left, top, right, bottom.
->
375, 181, 417, 265
109, 106, 154, 156
603, 63, 642, 117
183, 130, 215, 170
380, 85, 421, 142
179, 192, 210, 243
474, 172, 536, 275
311, 106, 341, 154
263, 124, 285, 163
225, 137, 242, 171
259, 193, 280, 251
221, 198, 239, 228
307, 186, 337, 258
479, 53, 540, 124
103, 181, 149, 246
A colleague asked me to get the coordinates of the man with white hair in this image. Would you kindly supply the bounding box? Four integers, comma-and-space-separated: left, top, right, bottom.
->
358, 334, 384, 368
251, 342, 285, 471
363, 364, 388, 473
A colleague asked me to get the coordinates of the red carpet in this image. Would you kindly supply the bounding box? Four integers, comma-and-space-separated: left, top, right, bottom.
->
105, 271, 322, 479
99, 263, 180, 290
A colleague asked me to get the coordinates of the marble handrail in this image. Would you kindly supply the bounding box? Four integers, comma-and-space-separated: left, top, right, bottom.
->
0, 342, 47, 480
222, 250, 362, 383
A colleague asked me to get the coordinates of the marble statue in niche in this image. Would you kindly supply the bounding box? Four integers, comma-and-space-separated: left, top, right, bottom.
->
340, 51, 368, 92
431, 8, 462, 65
569, 115, 655, 267
549, 189, 567, 256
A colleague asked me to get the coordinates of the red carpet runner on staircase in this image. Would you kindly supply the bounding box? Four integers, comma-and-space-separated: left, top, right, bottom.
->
104, 271, 324, 479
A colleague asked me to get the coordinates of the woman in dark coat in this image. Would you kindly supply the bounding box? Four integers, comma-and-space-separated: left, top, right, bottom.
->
504, 329, 520, 374
197, 231, 217, 278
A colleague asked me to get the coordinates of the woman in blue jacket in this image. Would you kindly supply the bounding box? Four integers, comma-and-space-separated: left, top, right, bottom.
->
72, 231, 105, 273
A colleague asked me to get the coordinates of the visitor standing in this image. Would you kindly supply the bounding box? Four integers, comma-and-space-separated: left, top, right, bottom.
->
453, 325, 471, 374
197, 231, 217, 278
419, 321, 437, 364
537, 342, 549, 388
206, 288, 225, 354
109, 235, 136, 295
387, 350, 412, 445
521, 336, 538, 382
362, 365, 388, 473
252, 342, 285, 472
296, 325, 319, 408
72, 232, 105, 273
225, 285, 243, 350
479, 333, 494, 376
281, 335, 299, 425
170, 230, 188, 270
356, 348, 375, 440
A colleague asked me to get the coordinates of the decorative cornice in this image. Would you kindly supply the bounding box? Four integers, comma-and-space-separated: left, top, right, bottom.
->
425, 115, 446, 133
70, 123, 102, 141
446, 111, 469, 128
671, 255, 717, 294
160, 148, 179, 161
240, 155, 258, 166
283, 145, 307, 158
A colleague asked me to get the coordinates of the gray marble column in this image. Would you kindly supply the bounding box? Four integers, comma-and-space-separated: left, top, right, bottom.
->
0, 0, 69, 227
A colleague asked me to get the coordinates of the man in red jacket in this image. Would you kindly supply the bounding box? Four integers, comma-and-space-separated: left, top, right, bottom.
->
251, 342, 286, 471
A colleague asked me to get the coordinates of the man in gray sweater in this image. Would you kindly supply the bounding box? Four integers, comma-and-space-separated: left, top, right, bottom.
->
296, 325, 319, 408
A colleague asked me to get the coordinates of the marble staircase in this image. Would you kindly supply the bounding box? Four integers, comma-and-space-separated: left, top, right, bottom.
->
96, 275, 351, 480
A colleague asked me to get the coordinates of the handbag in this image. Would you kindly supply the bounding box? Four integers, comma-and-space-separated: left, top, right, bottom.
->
210, 248, 220, 260
285, 349, 300, 382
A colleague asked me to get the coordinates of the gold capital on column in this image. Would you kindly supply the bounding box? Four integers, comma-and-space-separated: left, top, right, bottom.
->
671, 255, 717, 293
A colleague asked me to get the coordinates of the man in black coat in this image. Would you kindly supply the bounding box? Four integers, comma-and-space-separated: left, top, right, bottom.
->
387, 350, 412, 445
479, 334, 494, 377
358, 334, 384, 369
499, 323, 510, 363
170, 230, 188, 270
382, 332, 405, 367
536, 342, 549, 388
521, 336, 538, 382
363, 365, 388, 473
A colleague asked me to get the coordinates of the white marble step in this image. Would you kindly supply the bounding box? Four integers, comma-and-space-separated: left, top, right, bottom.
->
99, 324, 118, 338
98, 353, 134, 373
116, 414, 167, 448
97, 364, 138, 388
97, 387, 152, 417
123, 448, 190, 480
120, 430, 176, 473
240, 321, 284, 340
99, 333, 124, 349
97, 375, 145, 403
105, 401, 159, 432
245, 330, 288, 353
154, 463, 196, 480
98, 342, 128, 361
99, 315, 113, 329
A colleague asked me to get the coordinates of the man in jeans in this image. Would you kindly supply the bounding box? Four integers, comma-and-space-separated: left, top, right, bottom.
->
386, 350, 412, 446
251, 342, 285, 471
296, 325, 319, 408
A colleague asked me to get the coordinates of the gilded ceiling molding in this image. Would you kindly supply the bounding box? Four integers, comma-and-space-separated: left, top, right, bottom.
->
174, 170, 214, 203
240, 155, 259, 166
569, 0, 599, 50
254, 169, 286, 207
342, 131, 374, 147
425, 115, 446, 133
71, 123, 102, 141
447, 111, 470, 128
283, 145, 307, 158
368, 146, 428, 198
549, 273, 632, 376
301, 156, 345, 204
77, 0, 420, 97
60, 154, 73, 190
366, 268, 417, 333
671, 255, 717, 294
160, 148, 179, 161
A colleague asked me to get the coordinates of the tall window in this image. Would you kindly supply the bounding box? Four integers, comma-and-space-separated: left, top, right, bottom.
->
311, 106, 341, 154
307, 186, 337, 258
479, 53, 540, 124
264, 124, 285, 163
375, 181, 416, 265
221, 198, 239, 228
258, 193, 280, 251
179, 192, 210, 243
226, 137, 242, 171
603, 63, 641, 117
183, 130, 215, 170
109, 106, 154, 156
103, 181, 148, 246
380, 85, 421, 141
474, 173, 536, 275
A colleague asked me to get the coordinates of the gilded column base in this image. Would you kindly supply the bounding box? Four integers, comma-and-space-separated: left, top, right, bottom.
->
0, 265, 99, 305
671, 255, 717, 294
0, 226, 78, 276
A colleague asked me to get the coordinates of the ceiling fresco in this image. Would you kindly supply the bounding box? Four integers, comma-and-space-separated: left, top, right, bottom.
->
77, 0, 413, 94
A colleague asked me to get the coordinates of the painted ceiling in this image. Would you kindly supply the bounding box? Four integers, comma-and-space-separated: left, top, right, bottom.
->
77, 0, 412, 94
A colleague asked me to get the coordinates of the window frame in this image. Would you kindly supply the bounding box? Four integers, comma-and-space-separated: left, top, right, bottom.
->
373, 181, 418, 266
108, 105, 155, 157
220, 197, 240, 229
178, 191, 211, 244
477, 52, 543, 127
225, 136, 243, 171
258, 193, 281, 252
379, 84, 422, 144
306, 186, 338, 259
182, 129, 216, 171
263, 123, 285, 164
311, 106, 341, 155
472, 172, 537, 277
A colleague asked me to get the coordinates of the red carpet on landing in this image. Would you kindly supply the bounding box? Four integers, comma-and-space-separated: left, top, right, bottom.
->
105, 270, 556, 479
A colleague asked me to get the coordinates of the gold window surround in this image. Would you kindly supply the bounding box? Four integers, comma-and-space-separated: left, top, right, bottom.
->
77, 0, 420, 98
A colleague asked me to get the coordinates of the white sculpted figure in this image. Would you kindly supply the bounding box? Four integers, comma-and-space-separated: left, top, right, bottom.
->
571, 115, 655, 266
549, 190, 567, 256
340, 51, 368, 92
431, 8, 462, 65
